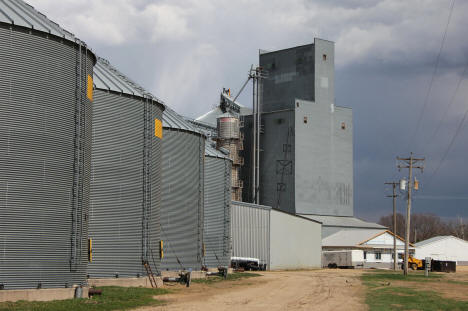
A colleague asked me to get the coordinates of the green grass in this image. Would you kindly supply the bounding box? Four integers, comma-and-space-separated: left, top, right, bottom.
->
362, 270, 468, 311
447, 280, 468, 286
192, 272, 261, 284
362, 270, 442, 283
365, 284, 468, 311
0, 286, 169, 311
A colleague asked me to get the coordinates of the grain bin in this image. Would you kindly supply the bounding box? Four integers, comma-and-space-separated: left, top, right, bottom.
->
161, 108, 205, 271
0, 0, 95, 289
203, 142, 232, 268
89, 58, 165, 279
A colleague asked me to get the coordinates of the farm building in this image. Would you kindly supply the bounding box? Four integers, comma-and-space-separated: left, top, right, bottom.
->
415, 236, 468, 265
0, 0, 95, 289
300, 214, 386, 238
89, 57, 164, 278
322, 229, 414, 269
161, 107, 205, 271
203, 141, 232, 268
231, 201, 322, 270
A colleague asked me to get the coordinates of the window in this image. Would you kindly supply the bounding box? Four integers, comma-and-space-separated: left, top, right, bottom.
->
398, 253, 403, 260
296, 102, 300, 107
277, 183, 286, 192
341, 122, 346, 130
323, 54, 327, 61
363, 251, 367, 260
303, 116, 308, 124
375, 252, 382, 260
276, 160, 292, 175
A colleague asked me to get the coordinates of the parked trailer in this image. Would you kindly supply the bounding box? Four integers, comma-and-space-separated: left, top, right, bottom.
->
322, 250, 358, 269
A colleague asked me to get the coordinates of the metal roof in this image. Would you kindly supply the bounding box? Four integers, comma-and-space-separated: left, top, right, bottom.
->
0, 0, 76, 42
299, 215, 386, 229
163, 107, 204, 134
205, 140, 231, 160
231, 201, 321, 224
93, 57, 204, 135
231, 200, 272, 211
323, 229, 414, 248
322, 229, 388, 247
195, 94, 253, 127
94, 57, 162, 101
415, 235, 468, 247
186, 118, 217, 137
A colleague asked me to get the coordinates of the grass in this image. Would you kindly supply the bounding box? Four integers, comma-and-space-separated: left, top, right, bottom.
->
192, 272, 261, 284
362, 270, 468, 311
0, 286, 169, 311
362, 270, 442, 283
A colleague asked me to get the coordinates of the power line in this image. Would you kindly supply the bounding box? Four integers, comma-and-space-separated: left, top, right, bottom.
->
422, 63, 468, 154
426, 105, 468, 187
407, 0, 456, 151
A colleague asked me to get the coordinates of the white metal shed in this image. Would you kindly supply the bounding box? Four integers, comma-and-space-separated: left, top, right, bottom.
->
415, 236, 468, 265
231, 201, 322, 270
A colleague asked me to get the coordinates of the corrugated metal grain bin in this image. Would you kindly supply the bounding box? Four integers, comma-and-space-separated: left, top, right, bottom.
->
231, 201, 322, 270
203, 142, 232, 268
161, 108, 205, 271
0, 0, 95, 289
88, 58, 165, 278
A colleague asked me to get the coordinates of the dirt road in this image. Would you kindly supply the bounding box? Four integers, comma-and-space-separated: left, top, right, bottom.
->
138, 269, 367, 311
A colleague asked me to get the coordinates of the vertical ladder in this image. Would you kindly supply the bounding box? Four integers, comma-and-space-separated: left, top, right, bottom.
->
71, 39, 86, 271
143, 261, 157, 288
142, 99, 152, 265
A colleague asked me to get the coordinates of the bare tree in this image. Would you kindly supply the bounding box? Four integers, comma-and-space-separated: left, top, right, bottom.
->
378, 213, 465, 243
379, 213, 406, 238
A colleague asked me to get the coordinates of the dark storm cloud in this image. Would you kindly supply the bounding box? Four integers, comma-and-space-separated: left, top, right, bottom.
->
28, 0, 468, 221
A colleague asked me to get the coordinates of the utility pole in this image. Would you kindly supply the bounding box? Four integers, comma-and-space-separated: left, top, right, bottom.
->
385, 182, 399, 271
397, 152, 425, 276
458, 216, 465, 240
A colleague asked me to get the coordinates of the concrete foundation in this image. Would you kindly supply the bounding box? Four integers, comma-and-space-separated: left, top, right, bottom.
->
160, 270, 207, 279
0, 287, 89, 303
88, 277, 163, 288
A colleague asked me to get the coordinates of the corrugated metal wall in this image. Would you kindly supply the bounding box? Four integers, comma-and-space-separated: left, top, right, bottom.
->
230, 201, 270, 266
88, 90, 163, 278
161, 130, 204, 270
203, 156, 232, 268
0, 25, 94, 289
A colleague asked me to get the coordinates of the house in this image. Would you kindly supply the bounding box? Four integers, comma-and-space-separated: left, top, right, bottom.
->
415, 236, 468, 265
322, 229, 414, 269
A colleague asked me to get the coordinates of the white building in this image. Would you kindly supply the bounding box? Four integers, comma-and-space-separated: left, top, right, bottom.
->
231, 201, 322, 270
415, 236, 468, 265
322, 229, 414, 269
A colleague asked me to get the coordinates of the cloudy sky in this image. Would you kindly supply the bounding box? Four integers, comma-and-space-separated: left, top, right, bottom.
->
29, 0, 468, 221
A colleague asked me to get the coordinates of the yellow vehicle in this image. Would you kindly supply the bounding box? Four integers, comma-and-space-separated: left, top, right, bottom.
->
402, 256, 423, 270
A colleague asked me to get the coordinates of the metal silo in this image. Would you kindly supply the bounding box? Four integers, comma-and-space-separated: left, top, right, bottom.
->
0, 0, 95, 289
216, 112, 244, 201
89, 58, 165, 279
161, 108, 205, 271
203, 142, 232, 268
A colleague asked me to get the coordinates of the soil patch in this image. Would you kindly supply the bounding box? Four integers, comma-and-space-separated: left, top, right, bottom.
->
137, 269, 367, 311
